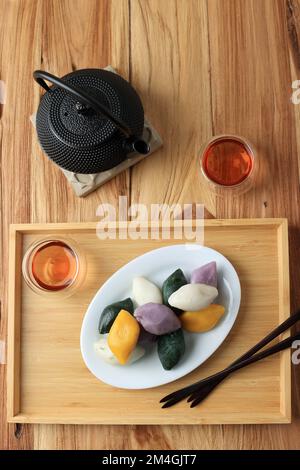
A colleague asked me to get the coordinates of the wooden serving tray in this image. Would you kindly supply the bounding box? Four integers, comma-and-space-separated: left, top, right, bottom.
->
7, 219, 291, 424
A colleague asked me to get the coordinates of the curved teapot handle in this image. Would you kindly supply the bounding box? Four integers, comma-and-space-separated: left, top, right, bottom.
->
34, 70, 133, 139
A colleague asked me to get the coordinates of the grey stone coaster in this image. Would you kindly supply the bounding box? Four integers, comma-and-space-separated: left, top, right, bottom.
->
31, 66, 163, 197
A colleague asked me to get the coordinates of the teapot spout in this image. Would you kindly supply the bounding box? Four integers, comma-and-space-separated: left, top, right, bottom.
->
124, 137, 150, 155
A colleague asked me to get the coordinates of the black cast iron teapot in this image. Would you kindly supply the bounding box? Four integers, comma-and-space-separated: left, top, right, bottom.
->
33, 69, 149, 174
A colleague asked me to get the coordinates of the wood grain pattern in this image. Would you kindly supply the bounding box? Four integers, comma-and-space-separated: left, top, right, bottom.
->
1, 0, 300, 450
206, 0, 300, 449
1, 0, 35, 450
7, 220, 290, 425
130, 0, 215, 215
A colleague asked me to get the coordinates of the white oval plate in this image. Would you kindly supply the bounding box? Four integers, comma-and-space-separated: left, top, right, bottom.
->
80, 244, 241, 389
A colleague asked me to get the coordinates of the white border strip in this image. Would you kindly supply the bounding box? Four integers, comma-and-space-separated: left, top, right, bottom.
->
0, 340, 6, 364
0, 80, 6, 104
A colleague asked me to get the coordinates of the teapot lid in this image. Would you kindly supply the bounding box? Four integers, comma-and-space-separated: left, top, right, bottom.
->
47, 75, 120, 148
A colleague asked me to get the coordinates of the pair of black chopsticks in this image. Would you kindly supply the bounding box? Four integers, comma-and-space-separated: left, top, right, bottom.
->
160, 309, 300, 408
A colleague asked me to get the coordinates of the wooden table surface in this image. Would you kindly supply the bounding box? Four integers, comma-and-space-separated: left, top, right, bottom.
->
1, 0, 300, 450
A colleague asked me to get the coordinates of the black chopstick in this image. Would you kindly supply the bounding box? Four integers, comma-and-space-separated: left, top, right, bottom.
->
189, 331, 300, 407
161, 309, 300, 406
160, 309, 300, 408
187, 309, 300, 405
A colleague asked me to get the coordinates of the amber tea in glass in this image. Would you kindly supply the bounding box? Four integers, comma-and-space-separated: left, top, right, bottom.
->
31, 240, 78, 291
22, 237, 85, 296
200, 135, 256, 194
